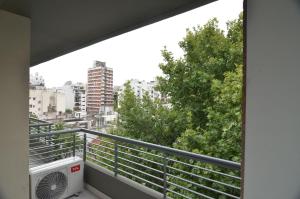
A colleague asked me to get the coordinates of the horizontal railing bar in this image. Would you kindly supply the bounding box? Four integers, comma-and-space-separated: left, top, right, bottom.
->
30, 146, 74, 157
29, 128, 81, 139
98, 139, 115, 146
81, 129, 240, 170
118, 162, 164, 182
167, 173, 239, 198
29, 136, 73, 140
87, 157, 115, 169
30, 152, 71, 162
29, 129, 49, 135
167, 181, 214, 199
118, 150, 164, 167
118, 156, 164, 175
167, 165, 240, 190
86, 146, 114, 157
167, 189, 192, 199
29, 141, 75, 150
87, 151, 115, 163
29, 128, 51, 133
118, 168, 164, 190
85, 136, 117, 146
89, 142, 115, 152
118, 144, 165, 159
29, 123, 53, 127
29, 117, 52, 123
168, 158, 241, 180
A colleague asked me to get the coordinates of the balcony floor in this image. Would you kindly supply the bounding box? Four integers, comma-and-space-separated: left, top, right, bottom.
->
69, 189, 102, 199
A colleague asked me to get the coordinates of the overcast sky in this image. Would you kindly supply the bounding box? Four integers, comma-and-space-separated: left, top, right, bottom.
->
30, 0, 243, 88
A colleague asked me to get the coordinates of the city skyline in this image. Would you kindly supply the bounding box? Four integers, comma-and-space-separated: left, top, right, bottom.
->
30, 0, 242, 88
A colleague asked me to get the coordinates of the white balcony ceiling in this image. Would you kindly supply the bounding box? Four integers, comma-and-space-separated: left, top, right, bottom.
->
0, 0, 215, 66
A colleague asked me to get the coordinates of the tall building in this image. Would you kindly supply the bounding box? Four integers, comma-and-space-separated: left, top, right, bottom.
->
87, 61, 113, 115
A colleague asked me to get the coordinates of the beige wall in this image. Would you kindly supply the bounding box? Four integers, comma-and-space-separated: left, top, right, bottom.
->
244, 0, 300, 198
0, 10, 30, 199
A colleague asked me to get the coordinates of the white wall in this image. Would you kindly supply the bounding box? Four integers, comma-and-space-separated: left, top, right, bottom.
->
55, 91, 66, 114
0, 10, 30, 199
61, 86, 75, 110
244, 0, 300, 198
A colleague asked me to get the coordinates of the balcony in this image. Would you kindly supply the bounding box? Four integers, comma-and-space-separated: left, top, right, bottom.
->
29, 118, 240, 199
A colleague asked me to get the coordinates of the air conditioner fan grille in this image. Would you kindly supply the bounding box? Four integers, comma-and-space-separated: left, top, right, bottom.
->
36, 171, 67, 199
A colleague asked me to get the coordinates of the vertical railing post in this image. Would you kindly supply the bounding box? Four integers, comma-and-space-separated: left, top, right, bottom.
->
114, 142, 119, 177
163, 154, 168, 199
73, 133, 76, 157
83, 133, 87, 162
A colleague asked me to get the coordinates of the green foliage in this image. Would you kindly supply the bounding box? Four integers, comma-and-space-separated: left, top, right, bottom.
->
65, 109, 72, 114
116, 82, 191, 146
51, 121, 82, 160
54, 121, 65, 130
173, 64, 242, 162
29, 112, 38, 119
157, 15, 243, 131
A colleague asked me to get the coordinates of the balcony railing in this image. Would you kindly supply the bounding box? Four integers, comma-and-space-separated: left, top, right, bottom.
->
29, 119, 241, 199
29, 118, 53, 134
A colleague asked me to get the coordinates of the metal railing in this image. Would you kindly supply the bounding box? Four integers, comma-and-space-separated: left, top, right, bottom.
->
29, 117, 53, 134
29, 125, 241, 199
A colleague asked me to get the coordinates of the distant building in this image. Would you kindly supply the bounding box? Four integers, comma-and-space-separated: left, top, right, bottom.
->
30, 72, 45, 89
29, 88, 65, 118
60, 81, 86, 113
87, 61, 113, 115
119, 79, 163, 101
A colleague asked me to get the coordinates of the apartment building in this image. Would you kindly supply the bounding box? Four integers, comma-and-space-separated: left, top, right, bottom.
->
119, 79, 163, 101
87, 61, 113, 115
61, 81, 86, 113
29, 88, 65, 118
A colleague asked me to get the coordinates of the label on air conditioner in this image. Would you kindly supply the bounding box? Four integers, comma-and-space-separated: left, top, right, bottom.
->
71, 164, 81, 173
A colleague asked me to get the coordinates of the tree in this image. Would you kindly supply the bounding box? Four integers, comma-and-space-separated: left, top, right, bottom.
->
116, 82, 191, 146
160, 15, 243, 198
170, 64, 242, 199
173, 64, 242, 161
157, 15, 243, 130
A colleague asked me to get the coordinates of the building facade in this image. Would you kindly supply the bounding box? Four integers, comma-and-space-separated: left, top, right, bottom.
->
119, 79, 163, 101
61, 81, 86, 113
29, 88, 66, 118
30, 72, 45, 88
87, 61, 113, 115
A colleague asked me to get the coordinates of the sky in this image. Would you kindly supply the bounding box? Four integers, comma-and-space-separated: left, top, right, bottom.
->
30, 0, 243, 88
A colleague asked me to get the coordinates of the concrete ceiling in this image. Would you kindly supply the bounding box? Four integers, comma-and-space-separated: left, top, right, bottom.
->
0, 0, 215, 66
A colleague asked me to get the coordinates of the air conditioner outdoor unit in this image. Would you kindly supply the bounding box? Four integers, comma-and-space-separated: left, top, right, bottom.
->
30, 156, 84, 199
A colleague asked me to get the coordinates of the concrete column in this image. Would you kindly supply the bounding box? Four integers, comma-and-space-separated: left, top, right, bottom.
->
0, 10, 30, 199
244, 0, 300, 198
